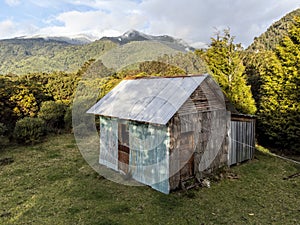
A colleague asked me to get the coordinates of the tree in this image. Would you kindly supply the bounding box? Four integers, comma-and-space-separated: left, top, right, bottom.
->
45, 71, 81, 105
0, 76, 17, 131
200, 30, 256, 114
9, 86, 38, 118
253, 51, 286, 148
158, 52, 207, 75
138, 61, 185, 76
259, 16, 300, 152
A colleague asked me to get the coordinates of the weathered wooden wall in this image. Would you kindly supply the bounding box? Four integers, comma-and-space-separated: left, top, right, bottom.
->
168, 78, 229, 191
194, 110, 229, 176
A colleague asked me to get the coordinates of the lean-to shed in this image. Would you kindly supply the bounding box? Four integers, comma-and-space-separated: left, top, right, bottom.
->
87, 74, 255, 194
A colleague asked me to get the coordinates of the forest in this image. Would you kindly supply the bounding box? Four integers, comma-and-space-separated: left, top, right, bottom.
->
0, 11, 299, 156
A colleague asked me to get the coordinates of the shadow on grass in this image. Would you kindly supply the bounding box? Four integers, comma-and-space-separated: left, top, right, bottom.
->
152, 192, 183, 211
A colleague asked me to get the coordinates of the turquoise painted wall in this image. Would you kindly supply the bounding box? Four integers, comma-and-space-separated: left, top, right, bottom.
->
99, 117, 170, 194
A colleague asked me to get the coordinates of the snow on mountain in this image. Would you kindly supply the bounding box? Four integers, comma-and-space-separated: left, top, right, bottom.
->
12, 30, 204, 50
100, 30, 196, 52
16, 34, 96, 45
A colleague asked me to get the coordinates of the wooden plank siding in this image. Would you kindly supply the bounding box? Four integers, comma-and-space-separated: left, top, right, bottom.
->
229, 118, 255, 165
168, 78, 229, 190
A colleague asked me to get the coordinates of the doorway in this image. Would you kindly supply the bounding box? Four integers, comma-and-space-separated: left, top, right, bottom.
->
118, 122, 130, 174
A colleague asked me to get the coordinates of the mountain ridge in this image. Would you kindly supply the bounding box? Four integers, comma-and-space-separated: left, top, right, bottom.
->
11, 33, 98, 45
100, 30, 195, 51
0, 30, 195, 75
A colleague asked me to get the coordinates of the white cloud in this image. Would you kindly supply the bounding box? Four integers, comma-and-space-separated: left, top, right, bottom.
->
37, 3, 148, 38
136, 0, 300, 46
1, 0, 299, 46
28, 0, 67, 8
0, 20, 15, 36
5, 0, 21, 7
0, 19, 38, 39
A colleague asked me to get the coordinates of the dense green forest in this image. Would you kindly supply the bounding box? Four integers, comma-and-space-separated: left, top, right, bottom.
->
244, 13, 300, 153
0, 39, 117, 74
247, 8, 300, 51
0, 33, 185, 75
0, 9, 299, 155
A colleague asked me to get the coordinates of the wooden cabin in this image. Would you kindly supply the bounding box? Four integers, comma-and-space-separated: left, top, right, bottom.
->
87, 74, 255, 194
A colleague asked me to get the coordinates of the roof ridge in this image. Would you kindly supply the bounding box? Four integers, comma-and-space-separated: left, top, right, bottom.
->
124, 74, 206, 80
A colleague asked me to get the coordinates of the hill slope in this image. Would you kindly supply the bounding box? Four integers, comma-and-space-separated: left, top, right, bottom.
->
100, 41, 181, 70
247, 8, 300, 51
0, 38, 117, 75
0, 31, 194, 75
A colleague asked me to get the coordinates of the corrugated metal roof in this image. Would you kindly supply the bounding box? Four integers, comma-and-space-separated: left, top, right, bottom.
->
87, 75, 208, 125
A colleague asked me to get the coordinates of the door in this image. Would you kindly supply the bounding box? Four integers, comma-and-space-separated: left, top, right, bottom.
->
179, 131, 194, 180
118, 122, 130, 174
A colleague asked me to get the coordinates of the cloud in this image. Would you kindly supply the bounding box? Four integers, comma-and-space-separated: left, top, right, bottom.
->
38, 2, 148, 38
5, 0, 21, 7
0, 20, 16, 36
0, 0, 299, 46
0, 19, 38, 39
138, 0, 300, 46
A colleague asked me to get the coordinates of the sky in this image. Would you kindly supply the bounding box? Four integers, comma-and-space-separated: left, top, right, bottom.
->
0, 0, 299, 47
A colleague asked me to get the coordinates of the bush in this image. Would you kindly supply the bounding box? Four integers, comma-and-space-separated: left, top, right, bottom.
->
14, 117, 45, 144
0, 123, 9, 148
64, 106, 73, 132
38, 101, 66, 132
0, 123, 7, 136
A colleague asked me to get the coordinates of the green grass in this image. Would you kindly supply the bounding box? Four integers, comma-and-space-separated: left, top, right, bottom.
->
0, 134, 299, 225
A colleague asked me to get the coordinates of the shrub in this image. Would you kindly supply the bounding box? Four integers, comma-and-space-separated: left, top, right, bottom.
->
64, 106, 73, 132
13, 117, 45, 144
0, 123, 9, 148
0, 123, 7, 136
38, 101, 66, 132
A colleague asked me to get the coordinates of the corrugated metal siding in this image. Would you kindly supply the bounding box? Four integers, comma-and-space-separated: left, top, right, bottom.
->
99, 116, 170, 194
99, 116, 118, 170
229, 119, 255, 165
87, 75, 207, 125
129, 122, 170, 194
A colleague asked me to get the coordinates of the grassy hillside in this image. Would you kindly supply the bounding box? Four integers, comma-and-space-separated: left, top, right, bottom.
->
0, 134, 299, 225
0, 39, 117, 75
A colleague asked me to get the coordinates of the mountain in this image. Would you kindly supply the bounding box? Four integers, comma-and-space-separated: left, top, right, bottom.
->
18, 34, 97, 45
0, 30, 194, 75
100, 29, 195, 52
101, 41, 181, 70
0, 38, 117, 75
247, 8, 300, 51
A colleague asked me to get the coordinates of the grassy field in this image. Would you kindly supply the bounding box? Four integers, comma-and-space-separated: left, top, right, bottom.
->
0, 134, 299, 225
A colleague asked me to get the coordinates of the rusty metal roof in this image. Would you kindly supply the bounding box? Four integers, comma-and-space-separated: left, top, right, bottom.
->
87, 75, 208, 125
